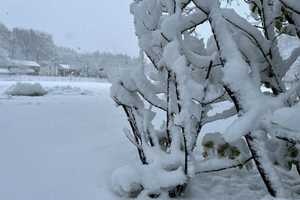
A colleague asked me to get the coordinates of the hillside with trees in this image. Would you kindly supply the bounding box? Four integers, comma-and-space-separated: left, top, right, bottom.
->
0, 22, 139, 77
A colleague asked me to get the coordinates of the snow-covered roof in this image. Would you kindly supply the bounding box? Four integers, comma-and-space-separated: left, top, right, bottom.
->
9, 68, 36, 74
59, 64, 71, 69
10, 60, 40, 68
0, 68, 11, 74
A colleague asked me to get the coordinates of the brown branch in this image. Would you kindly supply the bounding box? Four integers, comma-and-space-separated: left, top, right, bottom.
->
113, 97, 148, 165
195, 157, 253, 174
223, 87, 277, 197
279, 0, 300, 15
276, 136, 300, 145
245, 134, 277, 197
173, 73, 188, 175
166, 70, 171, 146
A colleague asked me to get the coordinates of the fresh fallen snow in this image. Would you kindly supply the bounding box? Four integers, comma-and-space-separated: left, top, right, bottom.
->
0, 79, 286, 200
0, 80, 135, 200
271, 103, 300, 132
47, 85, 92, 96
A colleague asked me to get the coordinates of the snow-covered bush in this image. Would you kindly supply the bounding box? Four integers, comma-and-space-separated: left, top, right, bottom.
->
108, 0, 300, 198
111, 165, 144, 198
6, 82, 47, 96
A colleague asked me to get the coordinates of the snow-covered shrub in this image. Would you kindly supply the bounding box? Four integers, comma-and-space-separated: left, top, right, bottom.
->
108, 0, 300, 198
111, 165, 143, 198
5, 82, 47, 96
112, 163, 187, 198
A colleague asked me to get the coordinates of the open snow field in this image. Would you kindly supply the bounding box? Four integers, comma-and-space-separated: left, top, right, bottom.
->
0, 78, 274, 200
0, 79, 137, 200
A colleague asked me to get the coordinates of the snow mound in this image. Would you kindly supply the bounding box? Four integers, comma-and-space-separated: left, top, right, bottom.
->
111, 165, 143, 198
111, 163, 187, 198
47, 86, 92, 96
5, 82, 47, 96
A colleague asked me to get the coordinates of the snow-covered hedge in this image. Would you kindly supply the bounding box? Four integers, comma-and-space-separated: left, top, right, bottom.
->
5, 82, 47, 96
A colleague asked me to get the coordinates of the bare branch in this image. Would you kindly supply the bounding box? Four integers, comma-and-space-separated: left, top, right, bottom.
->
196, 157, 253, 174
279, 0, 300, 15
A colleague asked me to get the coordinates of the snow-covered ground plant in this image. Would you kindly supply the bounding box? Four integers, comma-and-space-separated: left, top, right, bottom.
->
107, 0, 300, 198
5, 82, 47, 96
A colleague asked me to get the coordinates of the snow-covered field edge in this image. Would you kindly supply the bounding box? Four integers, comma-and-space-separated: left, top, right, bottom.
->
0, 75, 106, 83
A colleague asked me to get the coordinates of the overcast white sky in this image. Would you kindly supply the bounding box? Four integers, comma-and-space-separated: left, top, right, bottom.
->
0, 0, 138, 56
0, 1, 249, 57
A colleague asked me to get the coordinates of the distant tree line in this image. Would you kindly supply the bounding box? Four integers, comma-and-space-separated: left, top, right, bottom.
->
0, 22, 139, 77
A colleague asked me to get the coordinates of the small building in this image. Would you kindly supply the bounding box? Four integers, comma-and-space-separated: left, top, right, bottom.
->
38, 62, 81, 77
0, 59, 41, 75
57, 64, 80, 77
38, 61, 56, 76
0, 68, 11, 75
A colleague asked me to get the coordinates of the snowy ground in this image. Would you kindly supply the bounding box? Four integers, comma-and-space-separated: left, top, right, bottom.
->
0, 78, 274, 200
0, 79, 137, 200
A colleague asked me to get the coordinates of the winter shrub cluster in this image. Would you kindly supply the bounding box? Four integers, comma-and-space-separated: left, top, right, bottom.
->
6, 82, 47, 96
107, 0, 300, 199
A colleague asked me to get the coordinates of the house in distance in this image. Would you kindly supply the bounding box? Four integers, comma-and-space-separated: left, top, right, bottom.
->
0, 59, 41, 75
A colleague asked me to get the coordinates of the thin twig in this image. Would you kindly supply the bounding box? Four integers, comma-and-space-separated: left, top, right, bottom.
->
196, 157, 253, 174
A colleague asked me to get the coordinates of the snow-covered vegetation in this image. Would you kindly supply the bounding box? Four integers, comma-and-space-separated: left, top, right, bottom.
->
0, 79, 273, 200
6, 82, 47, 96
107, 0, 300, 199
1, 0, 300, 200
